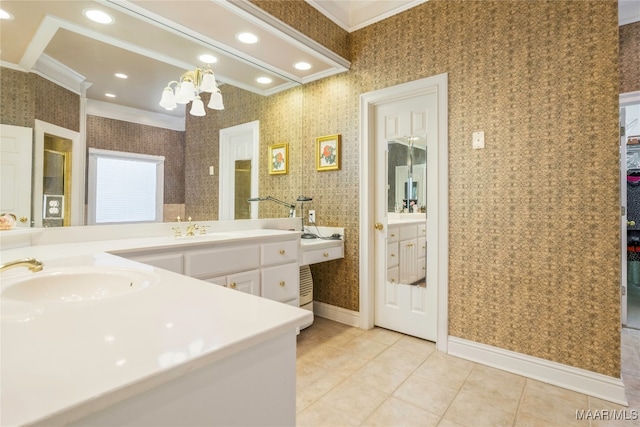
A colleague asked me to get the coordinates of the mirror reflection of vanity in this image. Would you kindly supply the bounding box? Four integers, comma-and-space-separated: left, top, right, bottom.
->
388, 137, 427, 213
0, 1, 348, 229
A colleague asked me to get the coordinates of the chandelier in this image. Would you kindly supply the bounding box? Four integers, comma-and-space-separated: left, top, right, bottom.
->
159, 64, 224, 116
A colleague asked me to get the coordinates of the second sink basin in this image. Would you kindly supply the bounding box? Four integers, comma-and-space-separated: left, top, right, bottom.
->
1, 266, 159, 304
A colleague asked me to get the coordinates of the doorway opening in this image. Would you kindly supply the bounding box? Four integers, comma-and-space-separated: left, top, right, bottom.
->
219, 121, 259, 220
622, 91, 640, 330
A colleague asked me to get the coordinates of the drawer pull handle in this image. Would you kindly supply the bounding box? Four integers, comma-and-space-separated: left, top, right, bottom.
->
407, 243, 414, 247
390, 278, 396, 283
391, 254, 395, 257
229, 282, 237, 289
279, 281, 285, 287
390, 233, 396, 237
323, 252, 329, 257
279, 249, 285, 255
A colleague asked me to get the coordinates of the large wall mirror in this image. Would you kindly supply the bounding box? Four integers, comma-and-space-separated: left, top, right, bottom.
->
388, 137, 427, 214
0, 1, 347, 227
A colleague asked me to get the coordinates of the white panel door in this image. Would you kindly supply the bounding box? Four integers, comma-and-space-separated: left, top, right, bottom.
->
374, 93, 437, 341
0, 125, 32, 227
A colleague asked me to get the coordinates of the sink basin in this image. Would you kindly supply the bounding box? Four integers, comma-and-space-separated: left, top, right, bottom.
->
1, 267, 159, 303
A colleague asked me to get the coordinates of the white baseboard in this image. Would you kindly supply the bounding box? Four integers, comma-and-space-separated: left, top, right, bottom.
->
448, 336, 629, 406
313, 301, 360, 327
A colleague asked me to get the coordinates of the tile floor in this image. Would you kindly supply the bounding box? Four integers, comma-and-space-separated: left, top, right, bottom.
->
296, 317, 640, 427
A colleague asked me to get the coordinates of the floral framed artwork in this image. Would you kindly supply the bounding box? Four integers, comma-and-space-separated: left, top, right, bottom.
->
268, 143, 289, 175
316, 134, 341, 171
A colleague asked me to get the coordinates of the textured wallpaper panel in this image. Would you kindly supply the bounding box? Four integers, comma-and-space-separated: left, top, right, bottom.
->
620, 22, 640, 94
34, 75, 80, 132
0, 68, 35, 127
87, 115, 185, 205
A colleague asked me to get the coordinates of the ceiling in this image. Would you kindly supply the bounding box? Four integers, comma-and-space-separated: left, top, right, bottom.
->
1, 1, 638, 123
0, 0, 350, 119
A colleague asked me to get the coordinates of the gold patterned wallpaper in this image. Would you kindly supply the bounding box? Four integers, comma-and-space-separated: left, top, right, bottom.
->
0, 68, 78, 131
238, 0, 621, 376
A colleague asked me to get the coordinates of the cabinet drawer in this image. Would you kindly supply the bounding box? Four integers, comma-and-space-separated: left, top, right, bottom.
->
126, 253, 183, 274
417, 257, 426, 281
261, 263, 298, 303
185, 245, 259, 278
387, 242, 398, 267
387, 266, 399, 285
261, 240, 299, 266
418, 223, 426, 237
400, 225, 418, 240
418, 237, 426, 258
302, 245, 344, 265
387, 226, 399, 242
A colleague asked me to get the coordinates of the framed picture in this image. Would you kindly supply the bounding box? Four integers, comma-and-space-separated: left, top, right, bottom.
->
268, 143, 289, 175
316, 134, 341, 171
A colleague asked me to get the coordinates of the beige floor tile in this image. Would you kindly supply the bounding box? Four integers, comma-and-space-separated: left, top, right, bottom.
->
436, 418, 466, 427
515, 380, 590, 427
360, 326, 404, 346
361, 397, 441, 427
342, 335, 390, 359
588, 395, 640, 427
442, 365, 525, 427
393, 374, 459, 416
296, 400, 361, 427
350, 359, 413, 394
296, 363, 346, 412
313, 346, 372, 378
374, 345, 430, 374
412, 351, 475, 390
317, 377, 389, 424
392, 335, 437, 356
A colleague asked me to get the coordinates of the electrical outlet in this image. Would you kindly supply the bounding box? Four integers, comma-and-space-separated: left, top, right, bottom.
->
308, 210, 315, 223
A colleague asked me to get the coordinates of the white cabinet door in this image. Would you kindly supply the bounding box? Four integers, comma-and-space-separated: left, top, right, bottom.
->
227, 270, 260, 296
398, 238, 418, 284
126, 252, 184, 274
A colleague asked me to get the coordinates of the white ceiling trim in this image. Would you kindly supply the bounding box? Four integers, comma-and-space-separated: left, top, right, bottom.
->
33, 54, 89, 96
306, 0, 429, 33
86, 99, 185, 131
619, 0, 640, 25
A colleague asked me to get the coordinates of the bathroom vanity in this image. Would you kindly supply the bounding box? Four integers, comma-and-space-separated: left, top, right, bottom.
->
387, 217, 426, 285
0, 220, 317, 426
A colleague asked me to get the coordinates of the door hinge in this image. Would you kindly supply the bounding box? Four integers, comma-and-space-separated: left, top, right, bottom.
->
622, 206, 626, 216
622, 286, 626, 296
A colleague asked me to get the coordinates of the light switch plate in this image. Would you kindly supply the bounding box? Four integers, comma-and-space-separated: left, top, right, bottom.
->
472, 131, 484, 149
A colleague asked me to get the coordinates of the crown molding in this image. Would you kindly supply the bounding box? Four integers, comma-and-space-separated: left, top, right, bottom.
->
86, 99, 185, 132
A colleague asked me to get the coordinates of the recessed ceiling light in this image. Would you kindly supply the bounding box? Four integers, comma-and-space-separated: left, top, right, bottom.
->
199, 54, 217, 64
115, 73, 128, 79
256, 77, 272, 84
84, 9, 113, 24
105, 93, 116, 98
0, 9, 14, 20
236, 32, 259, 44
294, 62, 312, 71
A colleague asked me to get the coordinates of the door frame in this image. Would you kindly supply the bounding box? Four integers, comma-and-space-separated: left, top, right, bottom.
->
219, 121, 259, 220
621, 90, 640, 326
33, 120, 83, 227
359, 74, 449, 351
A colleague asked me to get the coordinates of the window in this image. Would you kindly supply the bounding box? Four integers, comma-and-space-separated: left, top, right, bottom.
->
88, 148, 164, 224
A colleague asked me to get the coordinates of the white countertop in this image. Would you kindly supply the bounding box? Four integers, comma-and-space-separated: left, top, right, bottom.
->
1, 228, 313, 426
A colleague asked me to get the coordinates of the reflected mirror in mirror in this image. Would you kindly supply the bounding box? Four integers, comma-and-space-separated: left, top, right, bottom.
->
388, 136, 427, 213
234, 160, 252, 220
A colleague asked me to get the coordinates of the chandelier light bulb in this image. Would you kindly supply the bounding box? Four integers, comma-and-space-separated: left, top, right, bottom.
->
207, 90, 224, 110
190, 96, 206, 116
159, 86, 177, 109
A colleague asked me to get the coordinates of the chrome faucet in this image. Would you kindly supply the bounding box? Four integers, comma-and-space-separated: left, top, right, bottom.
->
0, 258, 44, 273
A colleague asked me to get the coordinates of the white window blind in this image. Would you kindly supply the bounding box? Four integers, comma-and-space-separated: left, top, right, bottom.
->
88, 149, 164, 224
